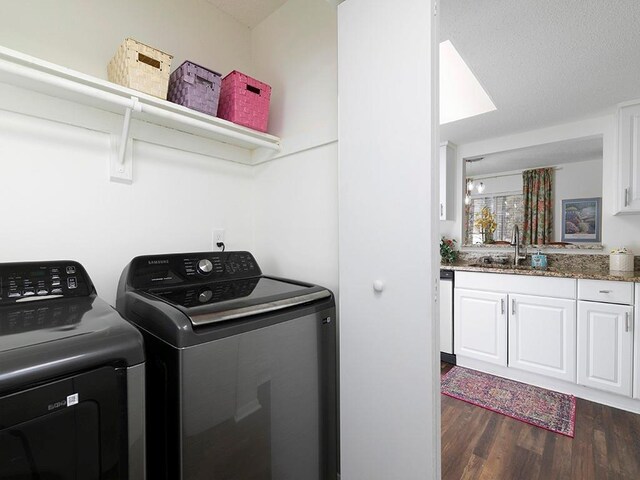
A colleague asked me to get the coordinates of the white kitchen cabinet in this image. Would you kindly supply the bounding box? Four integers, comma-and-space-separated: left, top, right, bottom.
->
508, 294, 576, 382
577, 301, 634, 396
615, 102, 640, 213
439, 141, 455, 220
454, 288, 507, 366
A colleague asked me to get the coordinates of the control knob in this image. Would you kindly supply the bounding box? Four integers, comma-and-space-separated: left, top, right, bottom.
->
198, 289, 213, 303
197, 259, 213, 275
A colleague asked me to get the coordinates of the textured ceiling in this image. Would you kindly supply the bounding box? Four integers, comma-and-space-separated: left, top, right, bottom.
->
467, 136, 603, 176
440, 0, 640, 144
205, 0, 288, 28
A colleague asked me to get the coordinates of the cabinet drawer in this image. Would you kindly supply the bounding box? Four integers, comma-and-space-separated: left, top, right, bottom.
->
578, 279, 634, 305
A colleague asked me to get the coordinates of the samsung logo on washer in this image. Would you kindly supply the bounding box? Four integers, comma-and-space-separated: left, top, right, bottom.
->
148, 260, 169, 265
48, 393, 79, 411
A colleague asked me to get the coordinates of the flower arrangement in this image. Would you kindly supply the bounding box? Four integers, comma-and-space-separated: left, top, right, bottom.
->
440, 237, 458, 264
474, 207, 497, 243
610, 247, 632, 255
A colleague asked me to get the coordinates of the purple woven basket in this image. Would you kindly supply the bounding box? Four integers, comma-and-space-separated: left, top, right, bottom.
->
167, 61, 222, 116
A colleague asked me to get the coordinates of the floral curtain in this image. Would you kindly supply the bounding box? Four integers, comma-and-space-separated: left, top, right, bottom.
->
522, 168, 553, 245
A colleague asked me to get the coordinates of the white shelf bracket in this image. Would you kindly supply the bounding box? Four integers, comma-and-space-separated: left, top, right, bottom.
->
110, 96, 141, 184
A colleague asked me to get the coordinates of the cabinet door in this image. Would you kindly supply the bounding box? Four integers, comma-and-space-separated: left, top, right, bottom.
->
617, 103, 640, 213
439, 279, 453, 354
577, 301, 633, 396
508, 294, 576, 382
454, 288, 507, 366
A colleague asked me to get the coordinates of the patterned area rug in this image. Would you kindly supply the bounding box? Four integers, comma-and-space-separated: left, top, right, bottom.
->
441, 366, 576, 437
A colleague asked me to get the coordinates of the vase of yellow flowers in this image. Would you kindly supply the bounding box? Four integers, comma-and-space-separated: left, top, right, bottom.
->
475, 207, 497, 244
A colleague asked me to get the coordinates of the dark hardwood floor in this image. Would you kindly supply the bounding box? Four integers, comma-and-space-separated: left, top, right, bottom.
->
440, 363, 640, 479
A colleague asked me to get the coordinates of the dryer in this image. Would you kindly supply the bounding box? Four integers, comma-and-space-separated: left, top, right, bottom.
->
0, 260, 145, 479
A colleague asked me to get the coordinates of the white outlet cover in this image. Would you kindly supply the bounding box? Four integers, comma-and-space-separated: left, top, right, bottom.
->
212, 229, 225, 250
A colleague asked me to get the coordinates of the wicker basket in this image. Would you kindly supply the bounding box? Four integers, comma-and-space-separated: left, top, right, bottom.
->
167, 61, 222, 116
218, 71, 271, 132
107, 38, 173, 99
610, 253, 634, 272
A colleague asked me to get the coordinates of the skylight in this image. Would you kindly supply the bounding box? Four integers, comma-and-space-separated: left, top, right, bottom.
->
440, 40, 496, 125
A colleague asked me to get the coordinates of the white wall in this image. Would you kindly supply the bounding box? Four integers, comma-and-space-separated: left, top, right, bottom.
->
252, 145, 339, 292
0, 0, 252, 79
442, 115, 640, 253
0, 0, 341, 306
251, 0, 338, 158
250, 0, 339, 292
0, 106, 255, 304
0, 1, 257, 304
338, 0, 440, 478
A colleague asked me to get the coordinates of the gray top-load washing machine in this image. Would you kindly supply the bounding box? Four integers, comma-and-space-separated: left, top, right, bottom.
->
0, 260, 145, 479
116, 251, 338, 480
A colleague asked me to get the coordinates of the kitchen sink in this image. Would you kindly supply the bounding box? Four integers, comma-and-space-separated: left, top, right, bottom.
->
468, 263, 556, 272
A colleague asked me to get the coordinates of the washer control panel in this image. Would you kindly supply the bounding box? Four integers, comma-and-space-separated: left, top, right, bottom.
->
183, 252, 258, 278
130, 251, 262, 289
0, 261, 92, 305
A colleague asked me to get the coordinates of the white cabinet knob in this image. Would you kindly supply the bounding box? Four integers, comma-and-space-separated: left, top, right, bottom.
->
373, 280, 385, 292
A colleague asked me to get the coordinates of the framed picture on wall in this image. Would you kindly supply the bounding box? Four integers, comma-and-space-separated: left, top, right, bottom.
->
561, 197, 601, 242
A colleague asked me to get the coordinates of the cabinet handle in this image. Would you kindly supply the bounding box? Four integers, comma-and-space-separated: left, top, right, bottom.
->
625, 312, 631, 332
599, 290, 612, 294
625, 188, 630, 207
440, 204, 444, 216
512, 299, 516, 315
501, 298, 505, 315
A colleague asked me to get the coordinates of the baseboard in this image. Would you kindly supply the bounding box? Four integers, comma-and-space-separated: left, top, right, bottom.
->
456, 356, 640, 414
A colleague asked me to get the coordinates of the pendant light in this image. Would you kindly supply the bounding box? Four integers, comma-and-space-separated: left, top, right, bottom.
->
465, 157, 485, 200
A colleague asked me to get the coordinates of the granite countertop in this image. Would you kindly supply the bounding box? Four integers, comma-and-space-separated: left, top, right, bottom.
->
441, 262, 640, 283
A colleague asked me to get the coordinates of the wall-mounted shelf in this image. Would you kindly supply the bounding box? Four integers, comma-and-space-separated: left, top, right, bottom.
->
0, 46, 281, 182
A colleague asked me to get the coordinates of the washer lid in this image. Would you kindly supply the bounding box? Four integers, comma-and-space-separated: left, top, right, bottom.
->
144, 276, 331, 326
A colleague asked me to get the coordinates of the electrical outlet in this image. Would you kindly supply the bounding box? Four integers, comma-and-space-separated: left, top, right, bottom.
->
212, 229, 225, 250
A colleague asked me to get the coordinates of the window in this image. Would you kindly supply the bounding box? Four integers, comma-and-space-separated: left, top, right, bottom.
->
465, 193, 524, 244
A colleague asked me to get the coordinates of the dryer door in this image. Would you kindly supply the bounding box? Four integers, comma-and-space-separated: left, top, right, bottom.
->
0, 366, 126, 479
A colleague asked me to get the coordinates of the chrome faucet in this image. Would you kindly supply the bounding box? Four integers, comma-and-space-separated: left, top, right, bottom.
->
511, 226, 527, 266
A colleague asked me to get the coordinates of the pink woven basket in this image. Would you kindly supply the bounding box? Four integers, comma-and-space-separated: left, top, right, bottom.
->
217, 71, 271, 132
